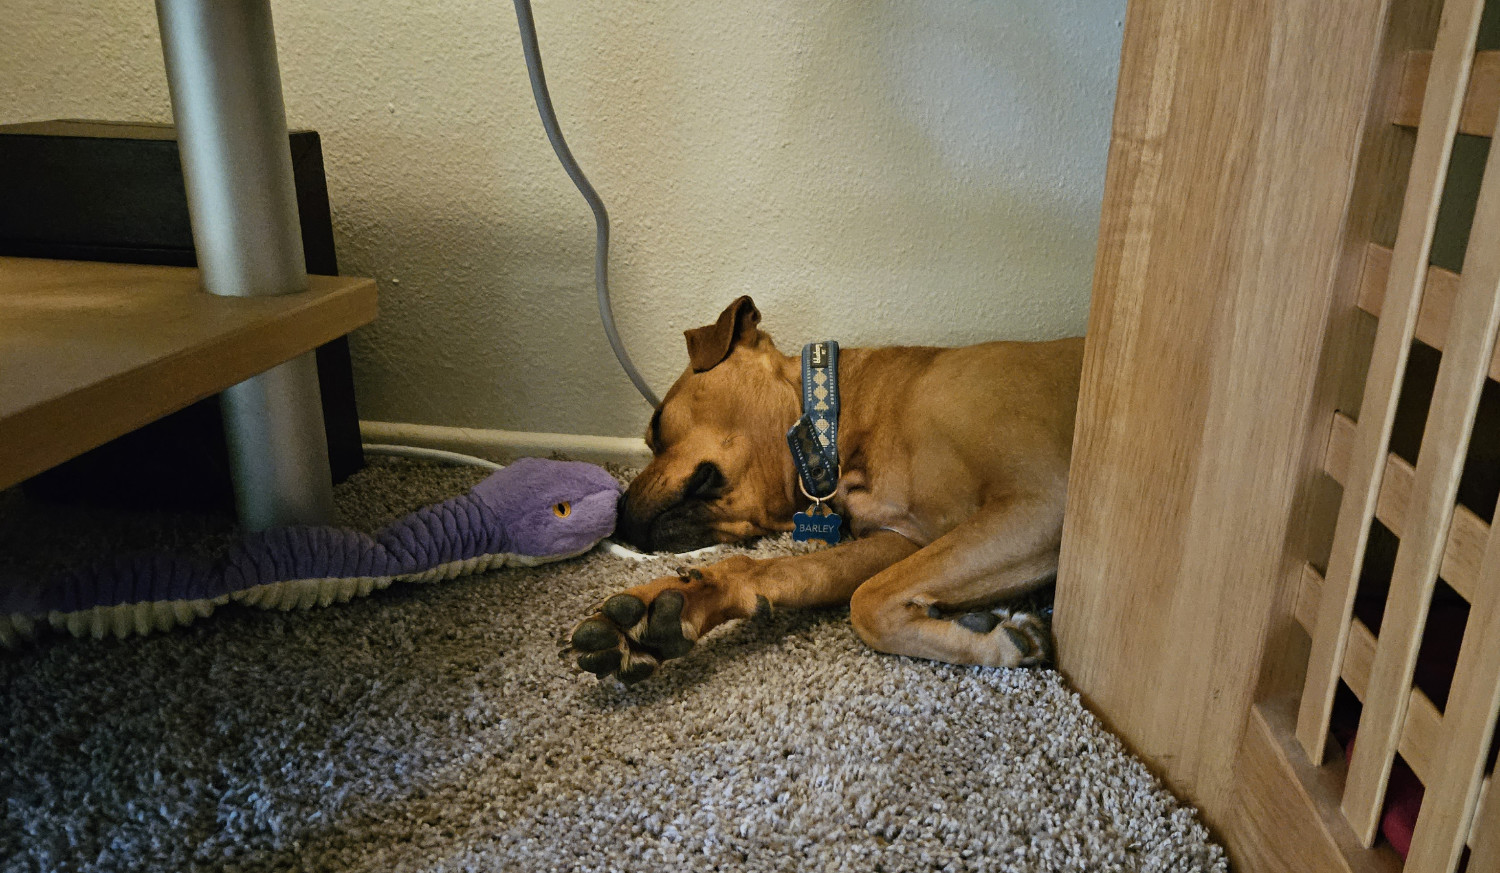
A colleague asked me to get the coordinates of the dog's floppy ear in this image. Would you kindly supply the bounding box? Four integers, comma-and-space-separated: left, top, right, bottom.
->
684, 296, 762, 372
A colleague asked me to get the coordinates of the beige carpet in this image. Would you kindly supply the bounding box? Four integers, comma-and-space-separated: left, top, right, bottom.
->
0, 458, 1226, 872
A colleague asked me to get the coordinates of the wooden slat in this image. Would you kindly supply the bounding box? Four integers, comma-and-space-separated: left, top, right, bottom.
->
1353, 243, 1499, 375
1443, 505, 1490, 603
1472, 771, 1500, 870
1393, 50, 1500, 137
1322, 412, 1358, 487
0, 258, 378, 491
1472, 777, 1492, 849
1402, 688, 1445, 793
1296, 0, 1489, 776
1293, 566, 1443, 786
1406, 535, 1500, 871
1403, 98, 1500, 869
1323, 411, 1485, 603
1344, 615, 1378, 700
1296, 563, 1324, 631
1344, 58, 1500, 847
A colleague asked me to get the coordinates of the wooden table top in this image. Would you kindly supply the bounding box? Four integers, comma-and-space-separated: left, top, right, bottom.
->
0, 257, 377, 490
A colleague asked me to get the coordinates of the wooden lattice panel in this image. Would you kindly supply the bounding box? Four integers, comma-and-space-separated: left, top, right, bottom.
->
1294, 0, 1500, 866
1394, 49, 1500, 135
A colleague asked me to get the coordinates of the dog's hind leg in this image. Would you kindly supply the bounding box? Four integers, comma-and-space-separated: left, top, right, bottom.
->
848, 493, 1063, 668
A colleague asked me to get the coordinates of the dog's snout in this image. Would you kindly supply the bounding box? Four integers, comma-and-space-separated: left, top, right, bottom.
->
615, 491, 655, 551
615, 471, 726, 554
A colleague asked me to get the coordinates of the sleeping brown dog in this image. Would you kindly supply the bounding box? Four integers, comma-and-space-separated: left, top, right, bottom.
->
568, 296, 1083, 683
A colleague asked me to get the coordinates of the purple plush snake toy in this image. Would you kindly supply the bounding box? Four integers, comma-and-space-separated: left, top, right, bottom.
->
0, 457, 621, 649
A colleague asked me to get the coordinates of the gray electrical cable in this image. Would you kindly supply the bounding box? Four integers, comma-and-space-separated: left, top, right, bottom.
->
512, 0, 662, 409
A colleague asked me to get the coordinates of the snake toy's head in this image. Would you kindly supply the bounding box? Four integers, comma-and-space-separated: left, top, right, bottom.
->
472, 457, 623, 558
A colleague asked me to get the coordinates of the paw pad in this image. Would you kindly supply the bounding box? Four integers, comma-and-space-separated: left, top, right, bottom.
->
567, 589, 698, 684
643, 590, 695, 659
576, 647, 622, 677
1003, 612, 1054, 666
571, 617, 620, 652
618, 654, 658, 685
601, 594, 647, 628
957, 611, 1000, 634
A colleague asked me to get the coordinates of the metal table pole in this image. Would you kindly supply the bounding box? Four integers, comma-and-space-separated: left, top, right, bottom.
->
156, 0, 334, 529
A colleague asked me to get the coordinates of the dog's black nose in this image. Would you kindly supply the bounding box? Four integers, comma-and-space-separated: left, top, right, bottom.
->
615, 491, 654, 551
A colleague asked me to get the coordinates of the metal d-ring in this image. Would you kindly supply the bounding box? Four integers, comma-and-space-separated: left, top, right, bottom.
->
798, 465, 841, 512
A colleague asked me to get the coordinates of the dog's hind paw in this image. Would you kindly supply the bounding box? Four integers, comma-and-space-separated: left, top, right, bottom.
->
996, 610, 1053, 667
568, 589, 699, 684
944, 606, 1053, 667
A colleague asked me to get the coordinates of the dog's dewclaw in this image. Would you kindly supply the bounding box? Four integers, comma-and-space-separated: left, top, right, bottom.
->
571, 617, 619, 652
577, 648, 623, 677
957, 611, 1001, 634
643, 590, 695, 659
602, 594, 647, 628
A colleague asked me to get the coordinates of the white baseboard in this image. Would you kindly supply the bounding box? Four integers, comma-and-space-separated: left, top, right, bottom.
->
359, 421, 652, 468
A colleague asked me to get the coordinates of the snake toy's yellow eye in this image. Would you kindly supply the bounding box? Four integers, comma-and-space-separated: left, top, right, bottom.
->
553, 502, 572, 518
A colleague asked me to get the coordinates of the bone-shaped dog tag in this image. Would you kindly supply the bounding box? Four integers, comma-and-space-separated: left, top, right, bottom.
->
793, 502, 842, 544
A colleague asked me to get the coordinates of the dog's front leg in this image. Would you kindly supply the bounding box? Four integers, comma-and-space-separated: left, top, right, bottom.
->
567, 531, 918, 684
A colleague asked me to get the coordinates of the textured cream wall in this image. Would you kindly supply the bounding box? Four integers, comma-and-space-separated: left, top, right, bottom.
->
1, 1, 1124, 438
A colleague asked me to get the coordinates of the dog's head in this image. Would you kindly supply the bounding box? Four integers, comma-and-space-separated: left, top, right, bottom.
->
616, 296, 801, 552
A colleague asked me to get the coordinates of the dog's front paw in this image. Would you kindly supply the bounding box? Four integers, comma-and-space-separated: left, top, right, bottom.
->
569, 587, 700, 685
